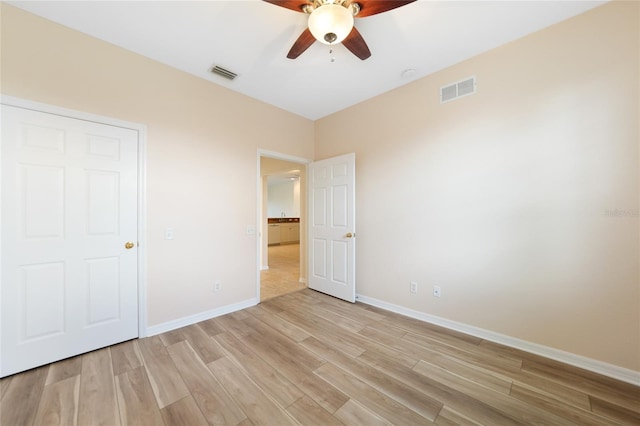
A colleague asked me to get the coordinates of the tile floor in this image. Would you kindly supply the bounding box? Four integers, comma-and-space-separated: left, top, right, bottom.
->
260, 243, 305, 301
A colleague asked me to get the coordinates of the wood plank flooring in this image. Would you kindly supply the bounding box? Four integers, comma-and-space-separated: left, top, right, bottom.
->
1, 289, 639, 425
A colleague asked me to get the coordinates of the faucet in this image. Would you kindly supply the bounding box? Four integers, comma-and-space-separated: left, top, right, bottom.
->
281, 212, 286, 222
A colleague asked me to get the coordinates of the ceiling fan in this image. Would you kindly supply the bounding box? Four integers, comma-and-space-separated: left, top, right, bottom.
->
264, 0, 417, 60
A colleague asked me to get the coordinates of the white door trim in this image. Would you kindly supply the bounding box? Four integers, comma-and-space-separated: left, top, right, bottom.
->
0, 95, 149, 341
256, 149, 311, 302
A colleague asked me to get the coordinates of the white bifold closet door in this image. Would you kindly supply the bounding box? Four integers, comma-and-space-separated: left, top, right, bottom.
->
1, 104, 139, 377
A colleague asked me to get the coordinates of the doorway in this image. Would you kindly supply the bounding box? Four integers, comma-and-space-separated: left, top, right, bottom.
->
258, 153, 308, 301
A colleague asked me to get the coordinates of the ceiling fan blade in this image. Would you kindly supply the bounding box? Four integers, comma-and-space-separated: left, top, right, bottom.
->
263, 0, 311, 13
287, 28, 316, 59
353, 0, 417, 18
342, 27, 371, 60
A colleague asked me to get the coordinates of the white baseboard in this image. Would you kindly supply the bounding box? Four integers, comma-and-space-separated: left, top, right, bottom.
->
299, 277, 307, 284
356, 294, 640, 386
145, 297, 258, 337
261, 266, 269, 271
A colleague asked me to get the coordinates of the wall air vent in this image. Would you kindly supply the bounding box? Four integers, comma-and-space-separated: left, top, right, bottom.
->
210, 65, 238, 81
440, 76, 476, 103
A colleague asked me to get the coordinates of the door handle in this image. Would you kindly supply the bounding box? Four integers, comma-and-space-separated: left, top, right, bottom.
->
345, 233, 354, 238
124, 241, 135, 249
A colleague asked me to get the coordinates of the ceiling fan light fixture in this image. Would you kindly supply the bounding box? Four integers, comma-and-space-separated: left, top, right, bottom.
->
308, 3, 354, 45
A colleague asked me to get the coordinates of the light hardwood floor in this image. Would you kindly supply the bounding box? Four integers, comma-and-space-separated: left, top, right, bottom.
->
261, 243, 305, 301
1, 289, 639, 425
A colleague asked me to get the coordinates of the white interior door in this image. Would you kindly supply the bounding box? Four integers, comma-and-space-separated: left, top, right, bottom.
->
1, 104, 139, 377
308, 153, 356, 302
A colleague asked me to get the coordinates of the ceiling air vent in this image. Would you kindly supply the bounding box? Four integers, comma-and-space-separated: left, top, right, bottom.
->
440, 76, 476, 103
210, 65, 238, 81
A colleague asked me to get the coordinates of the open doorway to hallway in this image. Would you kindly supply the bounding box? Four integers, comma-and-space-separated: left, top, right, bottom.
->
259, 155, 308, 301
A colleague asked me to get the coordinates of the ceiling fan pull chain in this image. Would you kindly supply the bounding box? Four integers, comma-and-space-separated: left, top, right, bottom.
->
330, 46, 335, 63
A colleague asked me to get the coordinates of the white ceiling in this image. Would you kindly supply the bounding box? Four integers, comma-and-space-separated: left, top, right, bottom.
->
8, 0, 606, 120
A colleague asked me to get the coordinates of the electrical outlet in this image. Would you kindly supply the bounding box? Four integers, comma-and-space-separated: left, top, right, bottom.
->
214, 280, 221, 292
165, 228, 174, 240
433, 285, 441, 298
410, 281, 418, 294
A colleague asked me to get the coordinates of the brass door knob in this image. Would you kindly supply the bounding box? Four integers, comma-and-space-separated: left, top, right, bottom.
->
125, 242, 135, 249
345, 233, 353, 238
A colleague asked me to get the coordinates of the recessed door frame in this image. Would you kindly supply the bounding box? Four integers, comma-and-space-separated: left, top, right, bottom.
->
256, 149, 311, 302
0, 95, 149, 344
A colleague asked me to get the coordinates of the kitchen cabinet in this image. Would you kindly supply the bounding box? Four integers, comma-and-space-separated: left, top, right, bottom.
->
280, 223, 300, 244
268, 224, 281, 245
267, 220, 300, 245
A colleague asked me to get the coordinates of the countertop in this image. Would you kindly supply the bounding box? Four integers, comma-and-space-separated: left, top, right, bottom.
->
268, 218, 300, 224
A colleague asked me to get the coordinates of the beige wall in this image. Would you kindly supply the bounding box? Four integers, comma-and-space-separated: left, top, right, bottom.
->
1, 4, 315, 326
315, 1, 639, 371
